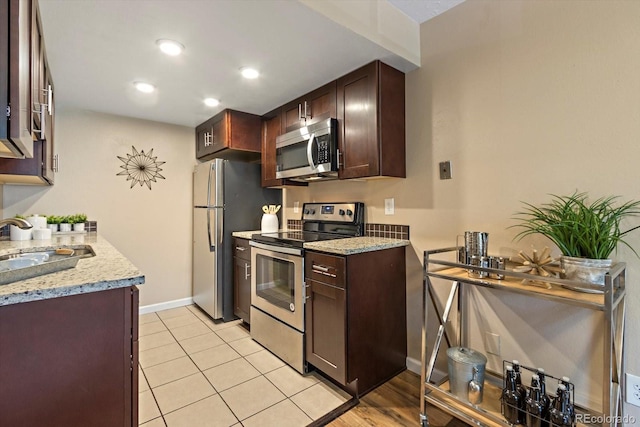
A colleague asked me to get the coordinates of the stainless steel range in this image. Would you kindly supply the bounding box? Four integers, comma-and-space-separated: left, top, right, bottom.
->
249, 202, 365, 373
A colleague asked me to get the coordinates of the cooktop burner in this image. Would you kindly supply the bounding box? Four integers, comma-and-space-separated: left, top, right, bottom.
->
251, 202, 365, 249
251, 230, 352, 249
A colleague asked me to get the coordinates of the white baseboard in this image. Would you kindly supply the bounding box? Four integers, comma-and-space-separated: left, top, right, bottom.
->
406, 357, 447, 382
139, 297, 194, 315
406, 356, 421, 374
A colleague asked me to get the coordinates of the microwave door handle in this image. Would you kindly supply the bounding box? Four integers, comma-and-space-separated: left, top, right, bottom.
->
306, 133, 316, 170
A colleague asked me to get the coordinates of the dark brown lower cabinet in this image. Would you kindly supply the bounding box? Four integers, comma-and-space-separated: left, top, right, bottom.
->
305, 247, 407, 396
233, 237, 251, 323
0, 286, 139, 427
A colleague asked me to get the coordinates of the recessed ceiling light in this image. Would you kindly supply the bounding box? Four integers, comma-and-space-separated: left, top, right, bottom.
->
134, 82, 155, 93
204, 98, 220, 107
240, 67, 259, 79
156, 39, 184, 56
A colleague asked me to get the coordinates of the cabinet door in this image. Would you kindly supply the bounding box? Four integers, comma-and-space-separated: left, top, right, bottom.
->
6, 0, 33, 156
305, 279, 346, 384
337, 61, 380, 179
0, 287, 137, 427
233, 238, 251, 323
282, 81, 337, 132
210, 114, 226, 153
195, 119, 214, 159
41, 64, 54, 183
261, 114, 281, 187
337, 61, 405, 180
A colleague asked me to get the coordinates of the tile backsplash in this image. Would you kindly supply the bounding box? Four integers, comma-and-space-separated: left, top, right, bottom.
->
287, 219, 409, 240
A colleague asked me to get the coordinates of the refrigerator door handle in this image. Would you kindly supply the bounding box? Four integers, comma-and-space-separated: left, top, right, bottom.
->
207, 209, 214, 252
217, 208, 223, 246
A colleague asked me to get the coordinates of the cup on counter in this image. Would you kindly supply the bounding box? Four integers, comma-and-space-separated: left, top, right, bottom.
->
32, 228, 52, 241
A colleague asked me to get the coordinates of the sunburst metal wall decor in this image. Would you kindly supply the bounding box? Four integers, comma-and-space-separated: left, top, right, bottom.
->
117, 146, 166, 190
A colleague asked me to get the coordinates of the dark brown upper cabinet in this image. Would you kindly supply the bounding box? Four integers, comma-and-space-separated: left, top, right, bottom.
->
0, 0, 56, 185
196, 109, 262, 162
0, 0, 34, 159
281, 81, 336, 132
337, 60, 405, 180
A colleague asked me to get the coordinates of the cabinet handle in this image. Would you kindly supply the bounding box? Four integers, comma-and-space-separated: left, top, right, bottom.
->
304, 101, 309, 119
204, 132, 212, 147
244, 262, 251, 280
32, 104, 46, 136
235, 246, 247, 252
53, 154, 59, 172
46, 85, 52, 115
336, 149, 342, 168
298, 103, 303, 121
312, 264, 337, 277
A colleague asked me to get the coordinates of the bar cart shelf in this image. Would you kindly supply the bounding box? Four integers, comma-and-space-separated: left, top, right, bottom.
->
420, 247, 626, 427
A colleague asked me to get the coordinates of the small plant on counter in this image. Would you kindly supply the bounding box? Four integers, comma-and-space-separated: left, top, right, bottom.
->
47, 215, 62, 225
14, 214, 26, 219
72, 214, 87, 232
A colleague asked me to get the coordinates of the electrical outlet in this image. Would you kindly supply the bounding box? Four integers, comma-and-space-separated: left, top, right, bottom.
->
293, 201, 300, 214
385, 198, 395, 215
626, 373, 640, 407
439, 161, 452, 180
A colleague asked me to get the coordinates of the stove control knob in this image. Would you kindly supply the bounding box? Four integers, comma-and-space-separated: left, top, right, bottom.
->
346, 209, 353, 216
310, 209, 316, 215
339, 209, 345, 216
304, 209, 310, 215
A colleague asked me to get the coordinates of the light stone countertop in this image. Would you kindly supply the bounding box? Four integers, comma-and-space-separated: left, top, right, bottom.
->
232, 230, 410, 255
232, 230, 261, 240
0, 234, 144, 306
304, 236, 410, 255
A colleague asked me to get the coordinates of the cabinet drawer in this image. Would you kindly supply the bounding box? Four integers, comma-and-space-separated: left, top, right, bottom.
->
305, 251, 345, 288
234, 238, 251, 260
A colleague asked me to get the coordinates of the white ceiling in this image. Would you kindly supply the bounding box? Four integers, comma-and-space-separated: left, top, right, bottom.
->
39, 0, 463, 128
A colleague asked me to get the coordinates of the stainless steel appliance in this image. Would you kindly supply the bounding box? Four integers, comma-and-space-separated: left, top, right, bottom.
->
275, 118, 338, 182
193, 158, 281, 321
250, 202, 365, 373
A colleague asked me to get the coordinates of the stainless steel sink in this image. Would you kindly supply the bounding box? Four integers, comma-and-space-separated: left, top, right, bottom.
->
0, 245, 95, 285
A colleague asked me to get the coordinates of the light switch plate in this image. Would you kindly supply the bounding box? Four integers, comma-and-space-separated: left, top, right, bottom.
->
485, 332, 500, 356
439, 161, 452, 179
385, 198, 395, 215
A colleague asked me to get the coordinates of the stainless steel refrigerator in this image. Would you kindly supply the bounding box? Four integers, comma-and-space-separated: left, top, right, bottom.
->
193, 158, 281, 321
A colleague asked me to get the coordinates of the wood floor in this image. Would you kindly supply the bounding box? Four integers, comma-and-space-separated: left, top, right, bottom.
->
327, 370, 469, 427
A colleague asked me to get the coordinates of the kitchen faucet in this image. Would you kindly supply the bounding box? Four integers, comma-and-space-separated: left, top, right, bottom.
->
0, 218, 33, 229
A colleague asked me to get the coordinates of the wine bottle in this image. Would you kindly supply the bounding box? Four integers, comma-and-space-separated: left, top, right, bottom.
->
536, 368, 551, 427
560, 377, 575, 423
549, 384, 572, 427
526, 375, 544, 427
502, 366, 523, 424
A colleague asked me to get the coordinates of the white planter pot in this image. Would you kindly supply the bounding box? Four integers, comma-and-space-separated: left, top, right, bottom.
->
47, 224, 58, 232
59, 223, 72, 232
73, 223, 85, 232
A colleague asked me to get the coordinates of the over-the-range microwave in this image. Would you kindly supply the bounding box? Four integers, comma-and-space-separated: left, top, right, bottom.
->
275, 118, 338, 182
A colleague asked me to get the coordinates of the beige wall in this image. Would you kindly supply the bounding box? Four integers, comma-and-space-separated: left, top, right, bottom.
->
287, 0, 640, 416
2, 110, 196, 307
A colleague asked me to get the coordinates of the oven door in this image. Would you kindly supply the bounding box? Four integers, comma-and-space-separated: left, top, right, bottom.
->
275, 118, 337, 179
250, 242, 304, 332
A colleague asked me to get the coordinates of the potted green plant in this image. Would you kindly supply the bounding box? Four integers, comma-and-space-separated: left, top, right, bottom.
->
47, 215, 61, 232
512, 192, 640, 286
59, 215, 74, 232
73, 213, 87, 232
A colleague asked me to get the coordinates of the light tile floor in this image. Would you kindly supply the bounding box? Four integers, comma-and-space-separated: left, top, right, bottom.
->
138, 305, 351, 427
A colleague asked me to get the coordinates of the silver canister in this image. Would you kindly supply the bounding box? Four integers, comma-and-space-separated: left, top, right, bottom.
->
468, 255, 490, 278
490, 256, 506, 279
462, 231, 489, 264
446, 347, 487, 404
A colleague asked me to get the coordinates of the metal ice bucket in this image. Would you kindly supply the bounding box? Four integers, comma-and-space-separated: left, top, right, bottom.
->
446, 347, 487, 403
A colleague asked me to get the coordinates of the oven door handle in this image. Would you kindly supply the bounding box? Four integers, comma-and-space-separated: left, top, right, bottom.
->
306, 133, 316, 171
249, 240, 304, 256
